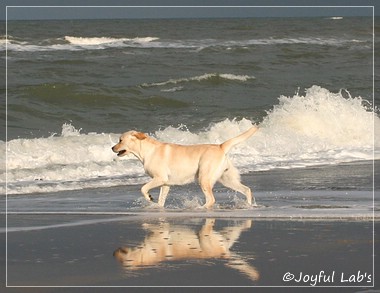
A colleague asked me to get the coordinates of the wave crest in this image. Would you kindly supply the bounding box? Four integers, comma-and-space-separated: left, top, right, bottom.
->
64, 36, 159, 46
2, 35, 368, 52
142, 73, 255, 87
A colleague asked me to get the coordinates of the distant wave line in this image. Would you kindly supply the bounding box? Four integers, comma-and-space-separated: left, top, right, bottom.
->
1, 36, 369, 52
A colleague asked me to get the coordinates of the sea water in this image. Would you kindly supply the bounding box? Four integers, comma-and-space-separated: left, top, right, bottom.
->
1, 17, 378, 218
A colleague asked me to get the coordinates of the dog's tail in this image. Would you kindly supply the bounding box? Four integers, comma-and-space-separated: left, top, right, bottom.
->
220, 126, 258, 153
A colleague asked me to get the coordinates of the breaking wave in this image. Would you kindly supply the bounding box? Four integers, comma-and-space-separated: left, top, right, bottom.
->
141, 73, 255, 88
2, 35, 368, 52
2, 86, 379, 195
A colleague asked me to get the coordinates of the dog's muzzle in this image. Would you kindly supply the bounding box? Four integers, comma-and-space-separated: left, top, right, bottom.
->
112, 146, 127, 157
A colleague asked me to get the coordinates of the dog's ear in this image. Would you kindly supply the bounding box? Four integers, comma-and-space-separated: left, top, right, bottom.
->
133, 132, 147, 140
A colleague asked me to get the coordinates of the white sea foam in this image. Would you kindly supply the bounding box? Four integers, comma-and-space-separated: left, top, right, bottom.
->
64, 36, 126, 45
2, 36, 160, 52
161, 86, 184, 92
2, 35, 367, 52
142, 73, 255, 87
3, 86, 379, 195
64, 36, 159, 46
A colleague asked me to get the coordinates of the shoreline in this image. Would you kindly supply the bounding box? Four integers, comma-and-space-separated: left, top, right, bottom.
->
4, 188, 377, 221
2, 213, 379, 235
3, 210, 379, 221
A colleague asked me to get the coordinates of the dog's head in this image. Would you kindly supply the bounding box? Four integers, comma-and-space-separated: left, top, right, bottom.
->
113, 245, 156, 269
112, 131, 147, 157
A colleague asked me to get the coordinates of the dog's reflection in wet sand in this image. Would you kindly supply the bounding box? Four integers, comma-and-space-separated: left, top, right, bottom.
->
113, 219, 259, 282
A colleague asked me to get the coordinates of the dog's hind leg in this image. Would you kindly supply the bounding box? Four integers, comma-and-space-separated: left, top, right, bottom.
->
200, 180, 216, 209
198, 155, 227, 209
199, 169, 217, 209
218, 165, 255, 206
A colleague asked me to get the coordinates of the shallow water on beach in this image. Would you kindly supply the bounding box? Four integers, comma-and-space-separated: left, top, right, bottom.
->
3, 160, 378, 220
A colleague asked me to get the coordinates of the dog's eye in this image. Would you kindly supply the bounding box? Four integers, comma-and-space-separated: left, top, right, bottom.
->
119, 139, 122, 143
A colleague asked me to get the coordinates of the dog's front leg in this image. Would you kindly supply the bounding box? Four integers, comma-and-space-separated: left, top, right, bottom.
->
141, 178, 165, 202
158, 185, 170, 207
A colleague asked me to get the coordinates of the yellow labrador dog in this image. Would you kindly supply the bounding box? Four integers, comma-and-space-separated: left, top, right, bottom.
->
112, 126, 258, 209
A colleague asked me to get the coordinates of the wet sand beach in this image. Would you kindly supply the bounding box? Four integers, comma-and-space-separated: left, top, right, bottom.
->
4, 215, 376, 287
